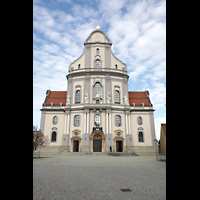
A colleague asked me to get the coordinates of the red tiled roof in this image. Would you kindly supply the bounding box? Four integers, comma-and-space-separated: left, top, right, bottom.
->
44, 91, 151, 107
161, 124, 166, 136
128, 91, 151, 106
45, 91, 67, 106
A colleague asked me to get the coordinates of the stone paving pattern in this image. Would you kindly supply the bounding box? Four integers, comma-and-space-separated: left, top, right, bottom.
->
33, 154, 166, 200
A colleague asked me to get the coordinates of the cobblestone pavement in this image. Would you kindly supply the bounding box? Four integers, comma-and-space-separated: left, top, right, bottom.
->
33, 155, 166, 200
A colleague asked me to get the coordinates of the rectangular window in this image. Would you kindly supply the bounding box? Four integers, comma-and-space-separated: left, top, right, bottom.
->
96, 99, 100, 104
139, 132, 144, 142
74, 115, 80, 126
94, 114, 101, 126
75, 90, 81, 103
93, 82, 102, 99
115, 90, 120, 103
115, 115, 121, 126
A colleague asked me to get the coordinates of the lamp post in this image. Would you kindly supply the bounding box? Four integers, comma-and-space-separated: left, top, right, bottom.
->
154, 139, 158, 161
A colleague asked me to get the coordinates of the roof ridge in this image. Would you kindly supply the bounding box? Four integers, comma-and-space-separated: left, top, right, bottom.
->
49, 91, 67, 92
128, 91, 146, 92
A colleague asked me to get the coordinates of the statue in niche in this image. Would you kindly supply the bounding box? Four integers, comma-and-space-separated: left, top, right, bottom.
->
124, 95, 129, 105
85, 92, 89, 103
107, 92, 111, 103
66, 94, 71, 105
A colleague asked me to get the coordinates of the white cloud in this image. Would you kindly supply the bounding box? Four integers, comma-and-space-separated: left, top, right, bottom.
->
148, 81, 166, 109
33, 0, 166, 130
129, 64, 148, 82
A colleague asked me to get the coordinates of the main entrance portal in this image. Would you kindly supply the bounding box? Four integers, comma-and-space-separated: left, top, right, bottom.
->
90, 130, 105, 152
93, 134, 102, 152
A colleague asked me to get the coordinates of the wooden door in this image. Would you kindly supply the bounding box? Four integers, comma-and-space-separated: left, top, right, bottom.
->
73, 141, 79, 152
93, 140, 102, 152
116, 141, 123, 152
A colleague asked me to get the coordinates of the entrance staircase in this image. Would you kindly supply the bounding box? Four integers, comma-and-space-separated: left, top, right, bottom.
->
58, 151, 138, 156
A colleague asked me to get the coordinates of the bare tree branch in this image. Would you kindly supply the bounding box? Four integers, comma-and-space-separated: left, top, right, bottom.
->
33, 128, 50, 153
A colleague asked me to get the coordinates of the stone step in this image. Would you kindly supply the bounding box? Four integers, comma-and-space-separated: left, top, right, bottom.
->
58, 151, 138, 156
106, 152, 138, 156
58, 152, 106, 156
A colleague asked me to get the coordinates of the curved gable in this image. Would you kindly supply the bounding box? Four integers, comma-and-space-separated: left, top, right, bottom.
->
84, 30, 112, 44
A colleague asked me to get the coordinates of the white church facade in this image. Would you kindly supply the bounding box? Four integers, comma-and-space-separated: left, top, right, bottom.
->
40, 29, 156, 155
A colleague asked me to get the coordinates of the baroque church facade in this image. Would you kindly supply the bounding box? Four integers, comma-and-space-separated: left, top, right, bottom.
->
40, 29, 156, 155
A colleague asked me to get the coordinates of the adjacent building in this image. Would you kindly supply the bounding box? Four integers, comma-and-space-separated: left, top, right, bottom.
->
159, 123, 166, 154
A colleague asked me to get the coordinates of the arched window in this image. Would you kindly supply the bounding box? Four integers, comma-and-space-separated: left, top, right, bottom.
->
115, 115, 121, 126
138, 132, 144, 142
137, 116, 142, 125
75, 90, 80, 103
93, 82, 102, 99
95, 59, 101, 68
96, 48, 99, 54
51, 131, 57, 142
74, 115, 80, 126
78, 64, 80, 69
94, 114, 101, 126
53, 116, 58, 125
115, 90, 120, 103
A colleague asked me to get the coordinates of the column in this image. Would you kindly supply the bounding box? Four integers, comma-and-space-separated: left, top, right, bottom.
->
125, 114, 129, 135
128, 114, 131, 135
64, 112, 67, 135
109, 112, 112, 134
66, 114, 70, 135
86, 112, 89, 134
106, 112, 108, 134
84, 113, 87, 134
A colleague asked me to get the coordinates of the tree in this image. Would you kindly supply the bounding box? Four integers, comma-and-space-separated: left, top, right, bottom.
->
33, 125, 38, 131
33, 127, 50, 155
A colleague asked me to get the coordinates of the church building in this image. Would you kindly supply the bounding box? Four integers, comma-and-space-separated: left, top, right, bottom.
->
40, 28, 156, 155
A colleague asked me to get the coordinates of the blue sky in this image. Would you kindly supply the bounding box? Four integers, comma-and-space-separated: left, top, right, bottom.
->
33, 0, 166, 139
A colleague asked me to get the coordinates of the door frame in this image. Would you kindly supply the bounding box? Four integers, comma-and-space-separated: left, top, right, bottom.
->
71, 136, 82, 152
90, 130, 106, 152
113, 137, 124, 152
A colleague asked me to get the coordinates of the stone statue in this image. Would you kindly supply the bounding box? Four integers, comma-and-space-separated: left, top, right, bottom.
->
107, 92, 111, 103
85, 92, 88, 103
66, 94, 71, 105
124, 95, 129, 105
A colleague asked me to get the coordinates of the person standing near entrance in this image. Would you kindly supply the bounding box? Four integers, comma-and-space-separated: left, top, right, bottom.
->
110, 146, 112, 152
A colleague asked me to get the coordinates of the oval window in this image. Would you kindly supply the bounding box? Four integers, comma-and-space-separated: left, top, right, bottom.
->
137, 116, 142, 125
53, 116, 58, 125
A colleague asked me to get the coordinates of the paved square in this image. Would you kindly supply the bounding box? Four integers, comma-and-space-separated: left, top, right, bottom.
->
33, 154, 166, 200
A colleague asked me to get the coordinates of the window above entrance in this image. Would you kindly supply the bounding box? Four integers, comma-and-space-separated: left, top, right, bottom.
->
94, 114, 101, 126
93, 134, 102, 140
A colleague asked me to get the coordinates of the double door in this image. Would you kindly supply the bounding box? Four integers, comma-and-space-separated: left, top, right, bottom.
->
93, 140, 102, 152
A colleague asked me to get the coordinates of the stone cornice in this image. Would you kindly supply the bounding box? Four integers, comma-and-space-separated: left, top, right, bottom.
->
66, 70, 129, 79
